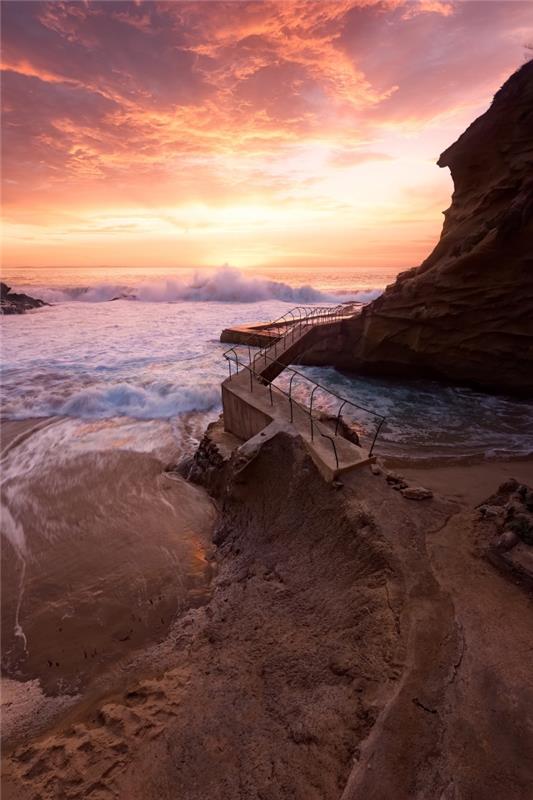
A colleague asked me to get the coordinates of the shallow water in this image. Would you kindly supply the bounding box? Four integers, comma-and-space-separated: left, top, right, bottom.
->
277, 367, 533, 463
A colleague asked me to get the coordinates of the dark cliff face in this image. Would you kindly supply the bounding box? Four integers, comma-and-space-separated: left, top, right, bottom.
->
310, 60, 533, 395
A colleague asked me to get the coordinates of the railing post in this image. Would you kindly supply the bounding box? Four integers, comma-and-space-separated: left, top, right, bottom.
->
288, 371, 297, 422
369, 418, 385, 457
322, 434, 338, 469
309, 385, 319, 418
335, 400, 347, 435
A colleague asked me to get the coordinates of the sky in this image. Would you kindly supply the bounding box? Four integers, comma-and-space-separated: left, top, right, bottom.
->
1, 0, 532, 272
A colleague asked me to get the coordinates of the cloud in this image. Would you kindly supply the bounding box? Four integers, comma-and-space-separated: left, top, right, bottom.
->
328, 147, 393, 167
1, 0, 532, 269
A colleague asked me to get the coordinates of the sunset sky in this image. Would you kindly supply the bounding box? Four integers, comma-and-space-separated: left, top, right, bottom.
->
1, 0, 532, 271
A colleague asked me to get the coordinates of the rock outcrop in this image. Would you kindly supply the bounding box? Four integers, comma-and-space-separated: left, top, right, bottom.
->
305, 61, 533, 394
0, 282, 49, 314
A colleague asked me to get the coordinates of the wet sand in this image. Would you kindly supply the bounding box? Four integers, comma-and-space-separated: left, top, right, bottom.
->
399, 458, 533, 506
1, 418, 216, 747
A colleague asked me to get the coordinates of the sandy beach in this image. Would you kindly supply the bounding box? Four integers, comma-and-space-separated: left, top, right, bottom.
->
1, 418, 217, 750
2, 418, 532, 799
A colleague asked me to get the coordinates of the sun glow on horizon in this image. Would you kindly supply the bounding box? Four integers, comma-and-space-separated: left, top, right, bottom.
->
1, 1, 531, 271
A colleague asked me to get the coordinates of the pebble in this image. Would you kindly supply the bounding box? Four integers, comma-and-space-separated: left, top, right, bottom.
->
400, 486, 433, 501
479, 505, 505, 519
496, 530, 519, 551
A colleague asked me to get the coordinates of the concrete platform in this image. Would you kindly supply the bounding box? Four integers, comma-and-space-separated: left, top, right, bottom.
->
222, 370, 371, 482
220, 306, 360, 347
220, 323, 279, 347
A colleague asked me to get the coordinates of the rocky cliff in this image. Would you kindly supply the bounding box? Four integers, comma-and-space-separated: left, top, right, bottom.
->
306, 60, 533, 395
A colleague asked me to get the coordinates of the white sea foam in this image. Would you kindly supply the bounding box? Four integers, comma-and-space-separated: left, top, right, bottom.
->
58, 381, 220, 419
25, 266, 380, 305
0, 503, 27, 557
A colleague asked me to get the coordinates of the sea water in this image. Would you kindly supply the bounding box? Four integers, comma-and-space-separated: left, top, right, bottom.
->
2, 264, 532, 464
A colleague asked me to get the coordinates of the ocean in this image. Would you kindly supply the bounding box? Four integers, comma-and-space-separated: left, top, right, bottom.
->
2, 264, 533, 465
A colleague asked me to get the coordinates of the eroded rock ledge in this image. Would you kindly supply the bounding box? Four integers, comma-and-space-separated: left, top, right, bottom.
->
302, 61, 533, 394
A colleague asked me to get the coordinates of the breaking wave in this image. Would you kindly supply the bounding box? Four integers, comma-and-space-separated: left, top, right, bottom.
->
13, 382, 221, 421
26, 267, 382, 305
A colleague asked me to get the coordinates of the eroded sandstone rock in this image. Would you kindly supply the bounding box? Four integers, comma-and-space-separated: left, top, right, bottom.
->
302, 61, 533, 394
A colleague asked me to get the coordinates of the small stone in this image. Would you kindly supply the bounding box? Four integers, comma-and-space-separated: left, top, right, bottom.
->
370, 463, 382, 476
498, 478, 519, 494
328, 657, 353, 676
391, 479, 408, 490
401, 486, 433, 501
496, 530, 519, 551
507, 514, 533, 545
479, 505, 505, 519
521, 489, 533, 512
332, 480, 344, 490
385, 471, 406, 485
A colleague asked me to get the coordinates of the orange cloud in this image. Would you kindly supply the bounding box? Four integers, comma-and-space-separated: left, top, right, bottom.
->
1, 0, 531, 270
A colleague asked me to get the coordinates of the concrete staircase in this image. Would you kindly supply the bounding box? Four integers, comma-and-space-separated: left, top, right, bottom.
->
251, 319, 339, 383
220, 305, 385, 482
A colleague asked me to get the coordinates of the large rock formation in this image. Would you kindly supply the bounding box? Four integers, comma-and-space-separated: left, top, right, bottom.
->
306, 61, 533, 395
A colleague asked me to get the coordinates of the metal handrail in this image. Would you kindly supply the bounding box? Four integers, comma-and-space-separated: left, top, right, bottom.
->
258, 351, 385, 422
227, 347, 386, 456
224, 352, 340, 468
243, 303, 356, 365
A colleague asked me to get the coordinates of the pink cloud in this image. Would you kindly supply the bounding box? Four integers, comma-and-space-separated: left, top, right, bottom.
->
1, 0, 531, 268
